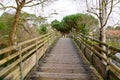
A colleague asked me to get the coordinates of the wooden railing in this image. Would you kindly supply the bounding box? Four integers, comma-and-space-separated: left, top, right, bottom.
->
72, 34, 120, 80
0, 32, 59, 80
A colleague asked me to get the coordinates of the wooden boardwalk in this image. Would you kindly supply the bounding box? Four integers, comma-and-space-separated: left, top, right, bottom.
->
26, 38, 101, 80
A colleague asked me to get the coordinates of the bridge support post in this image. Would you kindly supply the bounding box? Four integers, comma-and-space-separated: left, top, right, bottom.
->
18, 45, 23, 80
105, 46, 110, 80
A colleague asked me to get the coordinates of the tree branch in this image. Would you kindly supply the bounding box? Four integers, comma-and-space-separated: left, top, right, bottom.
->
24, 0, 47, 7
87, 10, 99, 18
85, 0, 89, 10
0, 2, 17, 10
85, 0, 99, 19
19, 23, 31, 35
113, 0, 120, 7
112, 20, 120, 26
103, 0, 113, 27
25, 0, 34, 4
16, 0, 19, 6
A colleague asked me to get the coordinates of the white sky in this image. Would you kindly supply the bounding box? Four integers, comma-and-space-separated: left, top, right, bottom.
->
22, 0, 87, 22
0, 0, 87, 21
45, 0, 86, 22
24, 0, 120, 26
0, 0, 120, 26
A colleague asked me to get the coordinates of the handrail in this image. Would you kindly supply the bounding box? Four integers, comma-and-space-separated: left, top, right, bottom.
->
0, 31, 59, 80
78, 34, 120, 63
80, 34, 120, 52
0, 33, 51, 55
72, 33, 120, 79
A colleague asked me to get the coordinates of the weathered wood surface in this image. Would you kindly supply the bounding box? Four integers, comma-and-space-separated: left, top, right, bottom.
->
75, 34, 120, 79
0, 32, 58, 80
27, 38, 101, 80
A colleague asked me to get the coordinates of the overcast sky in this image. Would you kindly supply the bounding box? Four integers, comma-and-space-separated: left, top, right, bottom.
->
23, 0, 120, 26
42, 0, 87, 21
21, 0, 87, 22
0, 0, 120, 26
0, 0, 86, 23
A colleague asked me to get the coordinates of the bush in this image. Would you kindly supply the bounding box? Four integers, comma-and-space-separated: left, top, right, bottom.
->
39, 24, 47, 34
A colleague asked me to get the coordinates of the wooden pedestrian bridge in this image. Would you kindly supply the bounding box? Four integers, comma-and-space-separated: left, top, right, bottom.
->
0, 32, 120, 80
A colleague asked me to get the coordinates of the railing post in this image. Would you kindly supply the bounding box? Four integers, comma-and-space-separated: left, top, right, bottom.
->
42, 35, 49, 57
90, 37, 93, 65
105, 45, 110, 80
35, 39, 39, 66
47, 35, 51, 53
50, 34, 53, 45
43, 36, 47, 58
79, 35, 82, 49
18, 45, 23, 80
83, 35, 87, 55
79, 40, 81, 49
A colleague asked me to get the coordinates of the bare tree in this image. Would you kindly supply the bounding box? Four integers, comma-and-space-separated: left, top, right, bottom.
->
85, 0, 120, 44
0, 0, 53, 45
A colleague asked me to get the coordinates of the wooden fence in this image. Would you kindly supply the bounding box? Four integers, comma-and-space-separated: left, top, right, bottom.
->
0, 32, 58, 80
72, 34, 120, 80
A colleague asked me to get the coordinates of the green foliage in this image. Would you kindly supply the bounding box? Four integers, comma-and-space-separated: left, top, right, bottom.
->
51, 13, 98, 35
62, 13, 98, 34
0, 13, 14, 36
51, 20, 61, 30
115, 26, 120, 30
39, 24, 47, 34
78, 23, 88, 35
0, 21, 7, 36
0, 12, 37, 37
107, 26, 114, 30
0, 12, 41, 46
51, 13, 98, 34
51, 20, 70, 35
20, 12, 36, 19
62, 13, 80, 30
0, 21, 5, 29
107, 26, 120, 30
108, 41, 120, 48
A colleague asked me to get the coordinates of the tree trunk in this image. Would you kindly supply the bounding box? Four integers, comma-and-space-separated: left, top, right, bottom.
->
9, 7, 21, 45
99, 0, 107, 43
99, 27, 106, 43
99, 0, 107, 59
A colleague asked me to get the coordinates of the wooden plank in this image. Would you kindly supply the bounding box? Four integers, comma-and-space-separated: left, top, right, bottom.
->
35, 72, 90, 79
26, 38, 100, 80
0, 52, 19, 65
0, 32, 57, 79
0, 59, 20, 76
0, 45, 16, 55
0, 35, 49, 66
5, 66, 20, 80
22, 53, 36, 78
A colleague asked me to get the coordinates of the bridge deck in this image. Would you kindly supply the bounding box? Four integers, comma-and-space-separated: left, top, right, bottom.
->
27, 38, 100, 80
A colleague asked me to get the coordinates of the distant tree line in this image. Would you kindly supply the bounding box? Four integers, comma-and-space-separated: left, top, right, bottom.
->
51, 13, 98, 36
107, 26, 120, 30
